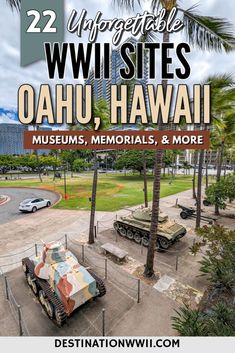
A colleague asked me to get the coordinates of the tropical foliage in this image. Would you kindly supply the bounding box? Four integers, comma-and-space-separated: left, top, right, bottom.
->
205, 175, 235, 212
191, 225, 235, 290
115, 150, 155, 174
173, 225, 235, 336
172, 302, 235, 336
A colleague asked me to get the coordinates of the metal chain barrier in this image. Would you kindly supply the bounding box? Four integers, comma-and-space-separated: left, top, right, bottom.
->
0, 269, 30, 336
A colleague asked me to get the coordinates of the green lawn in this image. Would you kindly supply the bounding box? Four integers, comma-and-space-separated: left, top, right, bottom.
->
0, 173, 193, 211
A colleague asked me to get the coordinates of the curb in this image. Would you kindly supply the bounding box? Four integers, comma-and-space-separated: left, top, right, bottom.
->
0, 186, 61, 207
0, 195, 10, 206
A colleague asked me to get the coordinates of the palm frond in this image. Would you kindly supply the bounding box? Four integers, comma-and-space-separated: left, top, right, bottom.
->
203, 73, 234, 88
139, 30, 159, 43
112, 0, 141, 11
151, 0, 162, 12
6, 0, 21, 11
180, 6, 235, 52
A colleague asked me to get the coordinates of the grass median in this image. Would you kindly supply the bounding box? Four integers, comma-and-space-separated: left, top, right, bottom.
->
0, 173, 193, 211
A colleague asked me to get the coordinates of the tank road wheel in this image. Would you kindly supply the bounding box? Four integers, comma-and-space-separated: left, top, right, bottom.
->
180, 211, 188, 220
134, 232, 142, 244
158, 237, 170, 250
119, 227, 127, 237
22, 262, 28, 274
54, 308, 65, 326
39, 290, 53, 318
45, 300, 54, 319
113, 221, 119, 231
142, 235, 149, 247
26, 273, 38, 295
39, 290, 46, 306
127, 229, 134, 240
203, 199, 210, 207
156, 239, 161, 252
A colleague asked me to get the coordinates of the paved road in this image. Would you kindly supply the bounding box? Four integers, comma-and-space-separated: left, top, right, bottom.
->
0, 188, 59, 225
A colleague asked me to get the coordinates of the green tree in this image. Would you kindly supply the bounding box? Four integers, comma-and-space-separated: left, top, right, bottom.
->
191, 225, 235, 290
205, 174, 235, 214
114, 0, 235, 277
72, 158, 90, 172
115, 150, 155, 174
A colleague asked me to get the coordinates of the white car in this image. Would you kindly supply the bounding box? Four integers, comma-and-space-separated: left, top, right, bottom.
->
19, 198, 51, 213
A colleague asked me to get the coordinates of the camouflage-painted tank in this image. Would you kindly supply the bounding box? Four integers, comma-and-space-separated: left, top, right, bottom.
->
113, 207, 186, 250
22, 241, 106, 326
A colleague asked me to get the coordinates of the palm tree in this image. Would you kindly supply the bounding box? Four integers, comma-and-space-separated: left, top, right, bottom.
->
114, 0, 235, 277
202, 74, 235, 216
70, 99, 110, 244
5, 0, 20, 10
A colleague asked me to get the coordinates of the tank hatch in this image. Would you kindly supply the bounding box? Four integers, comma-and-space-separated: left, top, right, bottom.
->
132, 208, 151, 221
132, 208, 168, 223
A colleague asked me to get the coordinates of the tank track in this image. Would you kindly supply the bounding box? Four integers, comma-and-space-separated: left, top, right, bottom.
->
87, 270, 106, 297
22, 257, 67, 326
113, 221, 173, 250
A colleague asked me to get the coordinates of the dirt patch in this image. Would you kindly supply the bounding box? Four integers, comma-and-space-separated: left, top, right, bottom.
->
132, 265, 161, 286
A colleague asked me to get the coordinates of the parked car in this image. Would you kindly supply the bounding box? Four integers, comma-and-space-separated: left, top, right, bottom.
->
19, 198, 51, 213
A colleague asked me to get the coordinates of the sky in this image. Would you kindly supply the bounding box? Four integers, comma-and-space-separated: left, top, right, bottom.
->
0, 0, 235, 116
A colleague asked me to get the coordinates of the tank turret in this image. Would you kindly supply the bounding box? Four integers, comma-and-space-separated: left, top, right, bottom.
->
113, 207, 186, 250
22, 241, 106, 326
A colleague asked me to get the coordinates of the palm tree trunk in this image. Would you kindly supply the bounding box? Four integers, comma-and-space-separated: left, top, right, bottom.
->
205, 151, 209, 190
216, 142, 225, 182
89, 150, 98, 244
35, 150, 42, 182
144, 149, 163, 277
143, 151, 148, 207
192, 151, 198, 199
196, 149, 204, 228
34, 126, 42, 182
144, 28, 169, 278
215, 141, 225, 215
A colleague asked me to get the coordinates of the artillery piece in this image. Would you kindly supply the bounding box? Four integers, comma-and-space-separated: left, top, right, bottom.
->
178, 204, 217, 224
113, 207, 187, 250
22, 241, 106, 326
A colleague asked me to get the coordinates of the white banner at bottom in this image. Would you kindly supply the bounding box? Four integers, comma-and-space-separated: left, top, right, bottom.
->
0, 337, 234, 353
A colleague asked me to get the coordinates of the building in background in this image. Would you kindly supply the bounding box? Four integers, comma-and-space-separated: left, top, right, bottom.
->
0, 121, 52, 155
85, 37, 148, 113
0, 123, 28, 155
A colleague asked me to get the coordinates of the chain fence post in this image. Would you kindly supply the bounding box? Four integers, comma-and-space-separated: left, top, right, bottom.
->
175, 255, 179, 271
82, 245, 85, 263
137, 279, 140, 304
115, 230, 118, 242
65, 234, 68, 249
104, 259, 108, 280
141, 238, 144, 255
94, 226, 97, 239
97, 221, 99, 235
102, 308, 105, 336
4, 275, 9, 300
35, 244, 38, 257
17, 305, 23, 336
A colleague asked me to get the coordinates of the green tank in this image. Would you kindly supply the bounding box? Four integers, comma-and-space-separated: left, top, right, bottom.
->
113, 207, 187, 250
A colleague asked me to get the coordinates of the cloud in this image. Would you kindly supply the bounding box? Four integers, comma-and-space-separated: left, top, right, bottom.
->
0, 114, 20, 124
